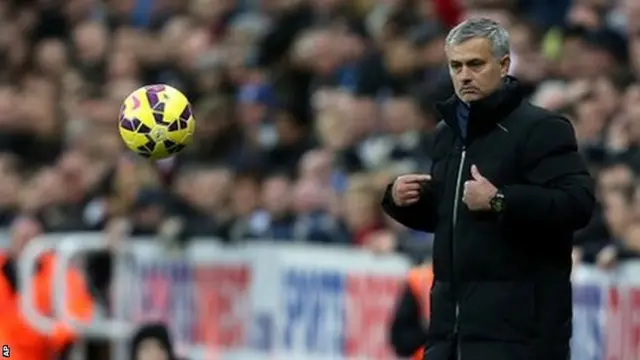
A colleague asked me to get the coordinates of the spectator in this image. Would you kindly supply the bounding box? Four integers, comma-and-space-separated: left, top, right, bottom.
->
292, 176, 347, 243
172, 165, 231, 236
226, 171, 264, 241
256, 172, 297, 240
0, 216, 94, 359
390, 261, 433, 359
130, 322, 176, 360
574, 161, 633, 265
0, 154, 21, 226
343, 174, 385, 247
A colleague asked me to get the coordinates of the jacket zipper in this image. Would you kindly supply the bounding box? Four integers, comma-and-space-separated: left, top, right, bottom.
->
452, 146, 467, 360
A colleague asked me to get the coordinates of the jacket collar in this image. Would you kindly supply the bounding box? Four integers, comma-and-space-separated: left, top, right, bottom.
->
435, 76, 523, 141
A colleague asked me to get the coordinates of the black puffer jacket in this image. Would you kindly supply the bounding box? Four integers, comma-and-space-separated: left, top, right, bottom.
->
382, 77, 595, 360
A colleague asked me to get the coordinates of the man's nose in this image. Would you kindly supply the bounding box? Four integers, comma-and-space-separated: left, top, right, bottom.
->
459, 67, 473, 82
458, 67, 472, 84
461, 78, 473, 85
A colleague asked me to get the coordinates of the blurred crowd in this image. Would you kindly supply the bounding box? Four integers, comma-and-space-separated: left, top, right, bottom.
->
0, 0, 639, 268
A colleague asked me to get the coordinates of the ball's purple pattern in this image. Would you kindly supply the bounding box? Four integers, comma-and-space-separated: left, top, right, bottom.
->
120, 118, 136, 131
153, 112, 164, 125
173, 104, 192, 131
145, 84, 166, 92
167, 120, 179, 132
146, 91, 159, 110
136, 119, 153, 134
145, 89, 171, 125
169, 144, 185, 154
179, 105, 192, 121
160, 139, 186, 155
120, 115, 146, 132
135, 143, 151, 157
139, 135, 157, 153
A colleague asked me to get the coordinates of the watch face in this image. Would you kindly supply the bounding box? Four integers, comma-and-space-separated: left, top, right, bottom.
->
492, 195, 505, 212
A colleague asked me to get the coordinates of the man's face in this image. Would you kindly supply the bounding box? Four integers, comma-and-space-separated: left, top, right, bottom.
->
136, 338, 169, 360
73, 23, 108, 63
261, 176, 291, 215
446, 37, 509, 102
599, 165, 633, 198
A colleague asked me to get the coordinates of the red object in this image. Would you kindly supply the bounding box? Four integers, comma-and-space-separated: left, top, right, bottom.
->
432, 0, 463, 28
344, 274, 404, 359
0, 252, 94, 360
407, 265, 434, 360
353, 224, 385, 246
606, 287, 640, 360
193, 265, 251, 349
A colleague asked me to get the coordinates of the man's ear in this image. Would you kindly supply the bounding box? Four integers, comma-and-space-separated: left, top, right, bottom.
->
500, 55, 511, 77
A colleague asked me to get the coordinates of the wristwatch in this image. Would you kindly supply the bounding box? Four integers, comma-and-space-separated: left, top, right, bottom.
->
490, 190, 506, 213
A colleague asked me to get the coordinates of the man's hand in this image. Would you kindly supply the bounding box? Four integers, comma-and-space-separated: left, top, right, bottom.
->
363, 230, 397, 254
572, 247, 583, 270
596, 245, 617, 269
463, 165, 497, 211
391, 174, 431, 207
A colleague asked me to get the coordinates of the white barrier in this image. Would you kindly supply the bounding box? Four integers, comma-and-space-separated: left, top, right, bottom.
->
571, 262, 640, 360
20, 234, 412, 360
18, 236, 60, 334
16, 232, 640, 360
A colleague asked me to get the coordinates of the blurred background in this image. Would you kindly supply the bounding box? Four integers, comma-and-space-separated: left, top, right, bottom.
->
0, 0, 638, 359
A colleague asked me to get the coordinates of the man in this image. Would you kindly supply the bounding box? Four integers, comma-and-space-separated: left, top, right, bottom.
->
390, 262, 433, 360
381, 18, 595, 360
130, 322, 176, 360
0, 216, 94, 359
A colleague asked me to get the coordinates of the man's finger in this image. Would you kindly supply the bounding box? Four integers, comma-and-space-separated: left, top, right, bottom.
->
470, 165, 485, 181
402, 183, 423, 192
405, 190, 420, 198
405, 174, 431, 183
404, 198, 420, 205
464, 180, 476, 191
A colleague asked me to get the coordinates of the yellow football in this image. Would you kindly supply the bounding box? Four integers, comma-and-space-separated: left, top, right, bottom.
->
118, 84, 195, 160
